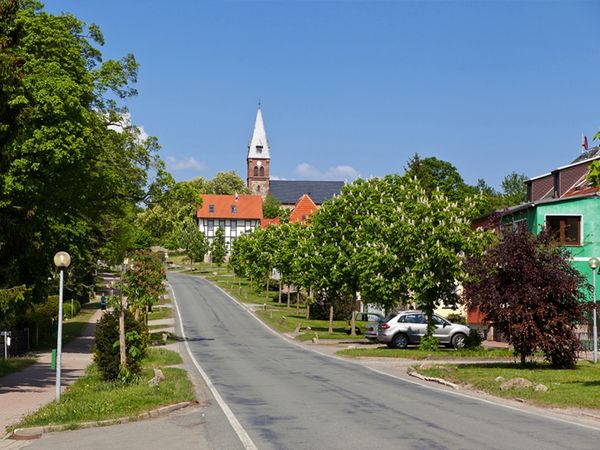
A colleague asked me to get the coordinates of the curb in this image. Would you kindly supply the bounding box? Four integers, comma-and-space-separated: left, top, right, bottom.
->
6, 401, 195, 441
407, 366, 459, 389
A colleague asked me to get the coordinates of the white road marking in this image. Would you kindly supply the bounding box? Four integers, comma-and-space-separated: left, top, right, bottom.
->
169, 283, 258, 450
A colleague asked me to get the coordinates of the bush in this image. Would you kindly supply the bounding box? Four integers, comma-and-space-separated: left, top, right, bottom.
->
93, 310, 148, 382
310, 290, 354, 321
463, 328, 483, 349
446, 313, 466, 325
419, 335, 439, 352
64, 299, 81, 318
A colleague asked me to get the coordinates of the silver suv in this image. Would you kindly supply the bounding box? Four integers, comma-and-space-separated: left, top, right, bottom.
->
377, 311, 470, 349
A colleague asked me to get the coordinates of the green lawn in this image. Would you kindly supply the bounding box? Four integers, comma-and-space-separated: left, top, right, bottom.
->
147, 307, 172, 321
12, 348, 194, 432
337, 347, 515, 359
0, 357, 37, 377
415, 360, 600, 409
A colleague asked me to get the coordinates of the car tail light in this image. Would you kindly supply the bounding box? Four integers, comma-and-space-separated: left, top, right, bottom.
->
381, 323, 390, 330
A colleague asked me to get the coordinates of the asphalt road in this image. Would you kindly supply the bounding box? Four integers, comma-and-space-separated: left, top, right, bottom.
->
167, 273, 600, 450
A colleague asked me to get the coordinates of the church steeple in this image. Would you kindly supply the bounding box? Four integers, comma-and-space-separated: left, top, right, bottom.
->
246, 104, 270, 199
247, 105, 270, 159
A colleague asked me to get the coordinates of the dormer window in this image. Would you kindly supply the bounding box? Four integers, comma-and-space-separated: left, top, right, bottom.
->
231, 205, 237, 214
256, 145, 263, 153
208, 204, 215, 213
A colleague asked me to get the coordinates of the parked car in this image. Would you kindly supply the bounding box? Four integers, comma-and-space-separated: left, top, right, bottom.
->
377, 310, 470, 349
346, 312, 384, 336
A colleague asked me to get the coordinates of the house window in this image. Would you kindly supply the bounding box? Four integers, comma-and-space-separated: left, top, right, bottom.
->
546, 215, 581, 246
219, 219, 225, 230
256, 145, 263, 153
259, 166, 265, 177
254, 166, 259, 177
208, 204, 215, 213
230, 220, 237, 237
231, 205, 237, 214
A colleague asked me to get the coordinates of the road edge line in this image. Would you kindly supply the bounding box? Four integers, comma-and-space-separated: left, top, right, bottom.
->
169, 283, 258, 450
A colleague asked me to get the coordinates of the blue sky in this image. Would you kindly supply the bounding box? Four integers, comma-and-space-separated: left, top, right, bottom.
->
44, 0, 600, 189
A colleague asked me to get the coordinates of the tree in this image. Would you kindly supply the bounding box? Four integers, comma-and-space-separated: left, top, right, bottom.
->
404, 153, 476, 202
0, 2, 169, 305
178, 218, 207, 267
211, 227, 226, 267
207, 171, 249, 195
464, 225, 586, 368
263, 195, 283, 219
122, 250, 166, 321
311, 174, 491, 337
501, 172, 527, 205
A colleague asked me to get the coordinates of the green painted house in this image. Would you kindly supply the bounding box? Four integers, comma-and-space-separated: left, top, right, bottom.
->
495, 146, 600, 290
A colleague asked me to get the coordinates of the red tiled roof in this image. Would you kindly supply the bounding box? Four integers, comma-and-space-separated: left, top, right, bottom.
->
261, 217, 281, 228
290, 194, 318, 223
197, 194, 263, 219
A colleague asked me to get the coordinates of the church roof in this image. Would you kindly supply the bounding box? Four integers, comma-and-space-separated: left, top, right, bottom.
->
269, 180, 344, 205
247, 107, 270, 160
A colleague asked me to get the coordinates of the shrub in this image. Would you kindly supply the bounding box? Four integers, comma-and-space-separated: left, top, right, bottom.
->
446, 313, 466, 325
64, 299, 81, 318
93, 310, 148, 382
419, 335, 439, 352
310, 290, 354, 321
463, 328, 483, 349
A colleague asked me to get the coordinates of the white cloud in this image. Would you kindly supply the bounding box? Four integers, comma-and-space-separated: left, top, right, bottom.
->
107, 112, 149, 143
293, 163, 360, 181
269, 175, 287, 180
166, 156, 206, 172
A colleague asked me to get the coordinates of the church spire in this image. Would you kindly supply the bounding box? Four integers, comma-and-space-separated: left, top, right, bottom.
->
247, 105, 270, 159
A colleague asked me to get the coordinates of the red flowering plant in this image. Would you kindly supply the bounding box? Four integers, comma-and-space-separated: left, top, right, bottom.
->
122, 250, 166, 322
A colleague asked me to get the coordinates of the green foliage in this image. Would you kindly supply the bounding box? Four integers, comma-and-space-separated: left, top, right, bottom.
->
263, 195, 283, 219
210, 227, 226, 266
465, 225, 586, 368
446, 313, 466, 325
501, 172, 528, 205
586, 160, 600, 188
0, 2, 170, 304
418, 335, 440, 352
178, 218, 207, 265
0, 285, 28, 328
93, 309, 148, 382
207, 171, 249, 195
463, 328, 483, 349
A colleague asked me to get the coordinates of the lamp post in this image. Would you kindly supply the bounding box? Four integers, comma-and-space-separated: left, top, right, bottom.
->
588, 257, 599, 364
53, 251, 71, 402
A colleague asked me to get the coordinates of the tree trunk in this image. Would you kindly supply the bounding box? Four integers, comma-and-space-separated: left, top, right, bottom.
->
119, 305, 127, 369
296, 287, 300, 313
134, 307, 140, 322
350, 293, 358, 337
278, 279, 282, 304
306, 303, 310, 320
266, 272, 270, 301
287, 285, 291, 308
328, 306, 334, 333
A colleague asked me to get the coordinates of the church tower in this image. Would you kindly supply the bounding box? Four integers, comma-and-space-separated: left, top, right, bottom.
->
247, 105, 270, 199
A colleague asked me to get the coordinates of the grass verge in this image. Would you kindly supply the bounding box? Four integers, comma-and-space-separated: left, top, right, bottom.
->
147, 308, 172, 321
12, 348, 194, 431
415, 360, 600, 409
0, 357, 37, 377
337, 347, 515, 359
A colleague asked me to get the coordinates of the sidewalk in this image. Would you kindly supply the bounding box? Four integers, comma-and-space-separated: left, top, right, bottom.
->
0, 308, 102, 437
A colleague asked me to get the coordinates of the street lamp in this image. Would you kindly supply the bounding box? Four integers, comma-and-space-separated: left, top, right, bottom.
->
588, 257, 599, 364
53, 251, 71, 402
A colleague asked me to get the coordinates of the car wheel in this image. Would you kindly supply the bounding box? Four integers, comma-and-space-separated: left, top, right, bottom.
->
451, 332, 467, 349
392, 333, 409, 349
